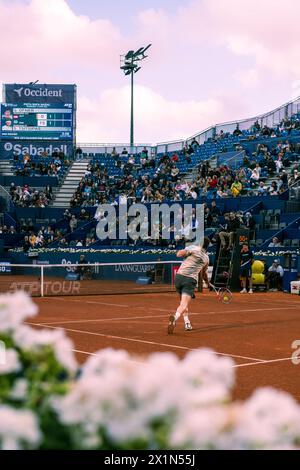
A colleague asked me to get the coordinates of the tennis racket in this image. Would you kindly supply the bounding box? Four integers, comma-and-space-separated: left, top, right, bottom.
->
209, 283, 233, 304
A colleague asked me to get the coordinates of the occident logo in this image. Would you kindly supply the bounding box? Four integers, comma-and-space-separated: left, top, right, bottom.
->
13, 87, 63, 98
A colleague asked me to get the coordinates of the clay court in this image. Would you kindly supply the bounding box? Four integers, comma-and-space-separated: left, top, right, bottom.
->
25, 289, 300, 403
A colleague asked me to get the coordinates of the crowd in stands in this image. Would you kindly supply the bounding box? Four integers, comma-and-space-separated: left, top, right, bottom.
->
214, 116, 300, 143
13, 151, 70, 177
18, 209, 96, 251
70, 136, 300, 208
0, 225, 17, 234
3, 111, 300, 252
9, 183, 52, 207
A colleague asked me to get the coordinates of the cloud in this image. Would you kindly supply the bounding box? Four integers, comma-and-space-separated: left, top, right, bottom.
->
0, 0, 124, 77
77, 85, 233, 144
178, 0, 300, 77
0, 0, 299, 145
234, 69, 259, 88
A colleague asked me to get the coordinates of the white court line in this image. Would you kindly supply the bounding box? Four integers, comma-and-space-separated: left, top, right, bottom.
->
34, 305, 300, 326
87, 301, 130, 307
26, 322, 265, 362
46, 296, 300, 306
73, 349, 98, 356
73, 348, 295, 371
149, 306, 299, 315
36, 313, 167, 325
53, 298, 130, 308
72, 349, 144, 366
233, 357, 294, 368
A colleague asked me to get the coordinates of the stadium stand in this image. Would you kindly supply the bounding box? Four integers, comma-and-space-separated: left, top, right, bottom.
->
1, 98, 300, 263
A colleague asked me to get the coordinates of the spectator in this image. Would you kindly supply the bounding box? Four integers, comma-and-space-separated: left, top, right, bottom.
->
231, 180, 242, 197
75, 147, 83, 158
111, 147, 119, 159
75, 254, 92, 280
64, 209, 72, 222
244, 212, 256, 239
23, 236, 31, 253
289, 169, 300, 186
29, 233, 37, 247
257, 181, 268, 195
268, 237, 282, 248
79, 209, 90, 221
69, 215, 78, 232
210, 200, 221, 216
58, 237, 68, 248
270, 181, 278, 195
219, 212, 240, 250
250, 167, 260, 186
171, 153, 179, 163
266, 259, 284, 291
141, 147, 148, 158
8, 225, 16, 234
233, 124, 242, 136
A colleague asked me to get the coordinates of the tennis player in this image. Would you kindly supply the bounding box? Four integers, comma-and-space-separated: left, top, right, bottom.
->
168, 236, 210, 334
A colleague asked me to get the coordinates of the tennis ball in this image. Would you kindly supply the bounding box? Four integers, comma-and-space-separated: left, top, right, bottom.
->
223, 296, 229, 302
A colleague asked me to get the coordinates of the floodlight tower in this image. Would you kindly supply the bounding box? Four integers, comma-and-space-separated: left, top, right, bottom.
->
120, 44, 151, 148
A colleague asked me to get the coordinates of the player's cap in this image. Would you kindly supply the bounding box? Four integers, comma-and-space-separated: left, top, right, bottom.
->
273, 259, 279, 263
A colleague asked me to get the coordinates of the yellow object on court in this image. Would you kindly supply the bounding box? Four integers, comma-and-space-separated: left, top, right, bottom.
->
252, 273, 265, 284
252, 260, 264, 274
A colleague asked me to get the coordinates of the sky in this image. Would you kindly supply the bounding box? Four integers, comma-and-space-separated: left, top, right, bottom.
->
0, 0, 300, 144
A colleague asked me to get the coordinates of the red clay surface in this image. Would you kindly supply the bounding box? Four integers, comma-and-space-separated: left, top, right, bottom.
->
27, 291, 300, 402
0, 276, 175, 296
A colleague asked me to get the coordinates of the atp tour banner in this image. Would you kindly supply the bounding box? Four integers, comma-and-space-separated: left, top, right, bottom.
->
0, 140, 74, 159
3, 84, 76, 106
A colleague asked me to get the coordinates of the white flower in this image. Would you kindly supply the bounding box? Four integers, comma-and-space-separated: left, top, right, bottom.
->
0, 405, 41, 450
0, 349, 21, 375
10, 379, 28, 400
81, 348, 131, 378
233, 388, 300, 449
52, 375, 105, 425
0, 291, 38, 332
14, 325, 77, 373
170, 407, 231, 449
180, 349, 234, 403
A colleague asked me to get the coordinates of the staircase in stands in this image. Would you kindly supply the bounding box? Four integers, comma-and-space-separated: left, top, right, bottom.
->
51, 158, 90, 207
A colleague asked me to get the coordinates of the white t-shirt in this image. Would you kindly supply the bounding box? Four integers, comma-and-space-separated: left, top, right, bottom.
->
177, 246, 209, 281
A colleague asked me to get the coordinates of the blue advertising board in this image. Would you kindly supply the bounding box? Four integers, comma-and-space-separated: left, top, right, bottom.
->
0, 140, 74, 159
0, 262, 11, 273
1, 103, 73, 140
3, 83, 76, 106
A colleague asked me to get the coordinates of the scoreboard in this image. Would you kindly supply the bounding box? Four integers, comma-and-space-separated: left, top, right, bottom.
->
1, 102, 73, 140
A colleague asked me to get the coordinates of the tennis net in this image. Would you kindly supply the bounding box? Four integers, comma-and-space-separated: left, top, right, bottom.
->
0, 260, 182, 297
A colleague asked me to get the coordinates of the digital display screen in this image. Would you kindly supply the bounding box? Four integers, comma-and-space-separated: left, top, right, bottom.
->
1, 103, 73, 140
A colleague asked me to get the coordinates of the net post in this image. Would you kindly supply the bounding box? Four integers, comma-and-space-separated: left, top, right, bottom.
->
41, 265, 44, 297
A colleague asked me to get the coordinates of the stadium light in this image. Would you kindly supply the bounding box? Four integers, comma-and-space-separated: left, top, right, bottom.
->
120, 44, 151, 147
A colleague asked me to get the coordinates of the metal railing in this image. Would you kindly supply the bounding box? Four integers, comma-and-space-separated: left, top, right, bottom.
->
76, 143, 153, 156
216, 150, 246, 169
186, 96, 300, 146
